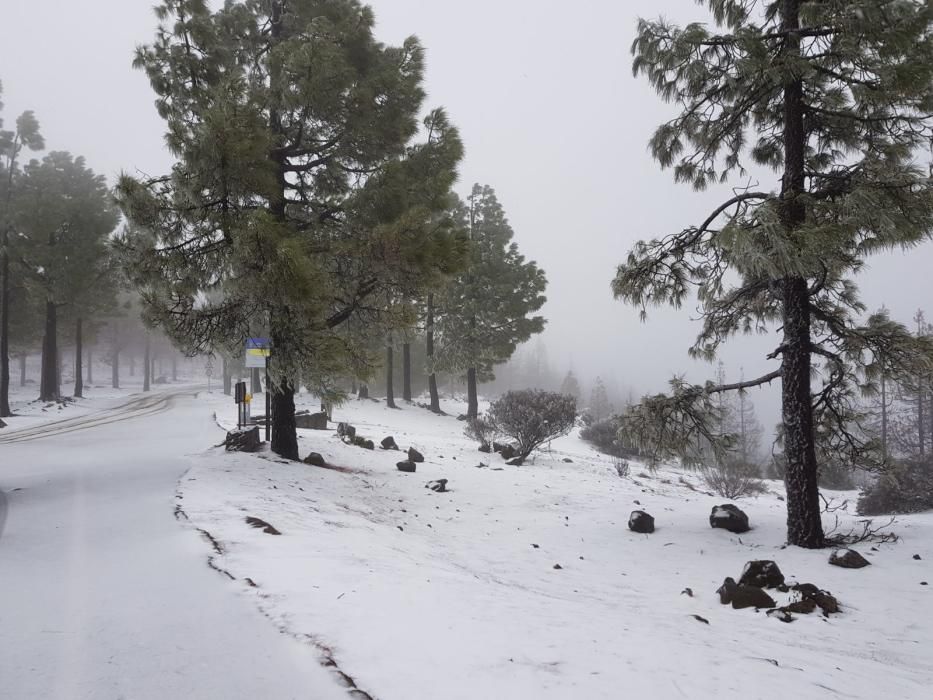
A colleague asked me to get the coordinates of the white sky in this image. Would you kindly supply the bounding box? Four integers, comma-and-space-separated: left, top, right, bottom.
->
2, 0, 931, 432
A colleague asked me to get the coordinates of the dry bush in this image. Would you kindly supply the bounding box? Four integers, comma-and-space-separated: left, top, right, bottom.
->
487, 390, 576, 464
700, 459, 767, 499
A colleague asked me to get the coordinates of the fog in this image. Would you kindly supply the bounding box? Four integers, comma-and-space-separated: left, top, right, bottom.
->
2, 0, 931, 432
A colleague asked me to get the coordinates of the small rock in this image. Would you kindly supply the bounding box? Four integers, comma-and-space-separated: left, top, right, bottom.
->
914, 554, 922, 561
408, 447, 425, 463
531, 544, 540, 549
295, 411, 328, 430
562, 458, 573, 463
717, 577, 738, 605
506, 457, 523, 466
425, 479, 448, 493
478, 443, 491, 453
681, 587, 693, 597
738, 560, 785, 589
829, 549, 871, 569
553, 564, 563, 570
361, 439, 375, 450
499, 444, 517, 460
381, 436, 399, 450
337, 422, 356, 439
921, 581, 929, 586
731, 584, 776, 610
691, 614, 710, 624
303, 452, 326, 467
245, 516, 281, 535
628, 510, 655, 534
709, 504, 750, 534
396, 461, 416, 473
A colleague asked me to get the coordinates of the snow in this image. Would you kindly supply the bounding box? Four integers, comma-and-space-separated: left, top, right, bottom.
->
179, 393, 933, 700
0, 387, 346, 700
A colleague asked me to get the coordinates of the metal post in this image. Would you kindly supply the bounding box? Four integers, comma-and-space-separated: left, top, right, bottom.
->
265, 364, 271, 442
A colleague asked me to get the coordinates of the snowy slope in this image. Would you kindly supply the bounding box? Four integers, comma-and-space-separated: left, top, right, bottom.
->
182, 393, 933, 700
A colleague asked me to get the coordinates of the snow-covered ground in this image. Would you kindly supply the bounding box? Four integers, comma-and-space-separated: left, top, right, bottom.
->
182, 393, 933, 700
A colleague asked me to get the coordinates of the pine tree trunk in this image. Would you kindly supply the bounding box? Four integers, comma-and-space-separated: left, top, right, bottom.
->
467, 366, 478, 419
271, 377, 299, 460
386, 340, 396, 408
74, 317, 84, 398
143, 334, 151, 392
112, 347, 120, 389
222, 355, 231, 396
402, 341, 412, 402
251, 367, 262, 394
426, 294, 441, 413
918, 385, 925, 456
779, 0, 823, 548
39, 300, 59, 401
19, 353, 26, 387
358, 383, 369, 400
87, 348, 93, 384
130, 355, 135, 377
0, 224, 11, 417
172, 355, 177, 382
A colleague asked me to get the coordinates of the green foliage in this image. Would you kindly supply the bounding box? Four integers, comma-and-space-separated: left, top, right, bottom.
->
486, 389, 576, 464
434, 185, 547, 381
116, 0, 466, 390
614, 1, 933, 494
857, 458, 933, 515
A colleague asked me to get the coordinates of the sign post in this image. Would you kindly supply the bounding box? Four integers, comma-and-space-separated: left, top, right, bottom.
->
245, 338, 272, 442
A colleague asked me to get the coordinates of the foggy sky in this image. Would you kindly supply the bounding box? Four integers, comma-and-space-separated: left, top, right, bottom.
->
2, 0, 931, 431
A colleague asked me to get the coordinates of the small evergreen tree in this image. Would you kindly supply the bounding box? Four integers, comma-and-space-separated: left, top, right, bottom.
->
590, 376, 611, 422
434, 185, 547, 418
560, 370, 582, 403
616, 1, 933, 547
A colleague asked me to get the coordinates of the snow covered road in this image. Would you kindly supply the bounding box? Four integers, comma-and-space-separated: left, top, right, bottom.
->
0, 389, 345, 700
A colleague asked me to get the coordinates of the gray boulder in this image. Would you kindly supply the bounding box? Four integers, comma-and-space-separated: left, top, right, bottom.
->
295, 411, 328, 430
303, 452, 326, 467
738, 560, 784, 589
225, 426, 261, 453
381, 436, 399, 450
628, 510, 655, 534
396, 461, 416, 473
829, 549, 871, 569
408, 447, 425, 463
425, 479, 448, 493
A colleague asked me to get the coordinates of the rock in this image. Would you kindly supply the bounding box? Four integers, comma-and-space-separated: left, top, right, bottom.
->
0, 418, 6, 429
506, 457, 524, 466
381, 436, 399, 450
562, 458, 573, 463
360, 439, 375, 450
738, 560, 785, 589
709, 504, 750, 533
396, 461, 416, 473
499, 444, 517, 460
245, 516, 281, 535
691, 614, 710, 624
829, 549, 871, 569
408, 447, 425, 463
791, 583, 839, 615
781, 598, 817, 615
337, 422, 356, 439
224, 426, 261, 453
425, 479, 448, 493
303, 452, 326, 467
295, 411, 328, 430
553, 564, 563, 570
478, 443, 491, 453
492, 441, 507, 453
731, 584, 776, 610
717, 577, 738, 605
628, 510, 655, 534
914, 554, 922, 560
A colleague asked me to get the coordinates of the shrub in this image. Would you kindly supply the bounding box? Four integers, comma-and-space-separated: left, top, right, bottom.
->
613, 456, 630, 478
700, 459, 767, 499
857, 458, 933, 515
580, 417, 640, 458
464, 417, 497, 450
486, 389, 576, 464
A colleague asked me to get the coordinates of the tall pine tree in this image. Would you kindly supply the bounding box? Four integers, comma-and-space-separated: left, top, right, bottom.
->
117, 0, 465, 459
434, 185, 547, 418
615, 1, 933, 547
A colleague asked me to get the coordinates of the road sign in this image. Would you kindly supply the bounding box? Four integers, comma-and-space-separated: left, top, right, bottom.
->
245, 337, 271, 368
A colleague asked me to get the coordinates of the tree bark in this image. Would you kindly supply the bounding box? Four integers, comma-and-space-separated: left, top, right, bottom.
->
74, 317, 84, 398
386, 339, 396, 408
112, 347, 120, 389
39, 300, 59, 401
19, 353, 26, 387
271, 376, 299, 460
143, 334, 151, 392
467, 366, 478, 419
426, 294, 441, 413
130, 355, 135, 376
222, 355, 231, 396
0, 236, 10, 416
402, 341, 412, 402
172, 355, 177, 382
87, 348, 93, 384
780, 0, 823, 548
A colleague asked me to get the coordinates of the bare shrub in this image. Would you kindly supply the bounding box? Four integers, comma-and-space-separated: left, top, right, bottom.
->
613, 457, 630, 478
487, 390, 576, 464
700, 459, 766, 499
464, 416, 496, 450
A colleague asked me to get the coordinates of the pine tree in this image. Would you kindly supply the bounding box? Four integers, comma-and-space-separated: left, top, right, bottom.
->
117, 0, 465, 459
14, 152, 117, 401
615, 1, 933, 547
0, 81, 44, 415
590, 376, 611, 423
560, 370, 582, 403
434, 185, 547, 418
